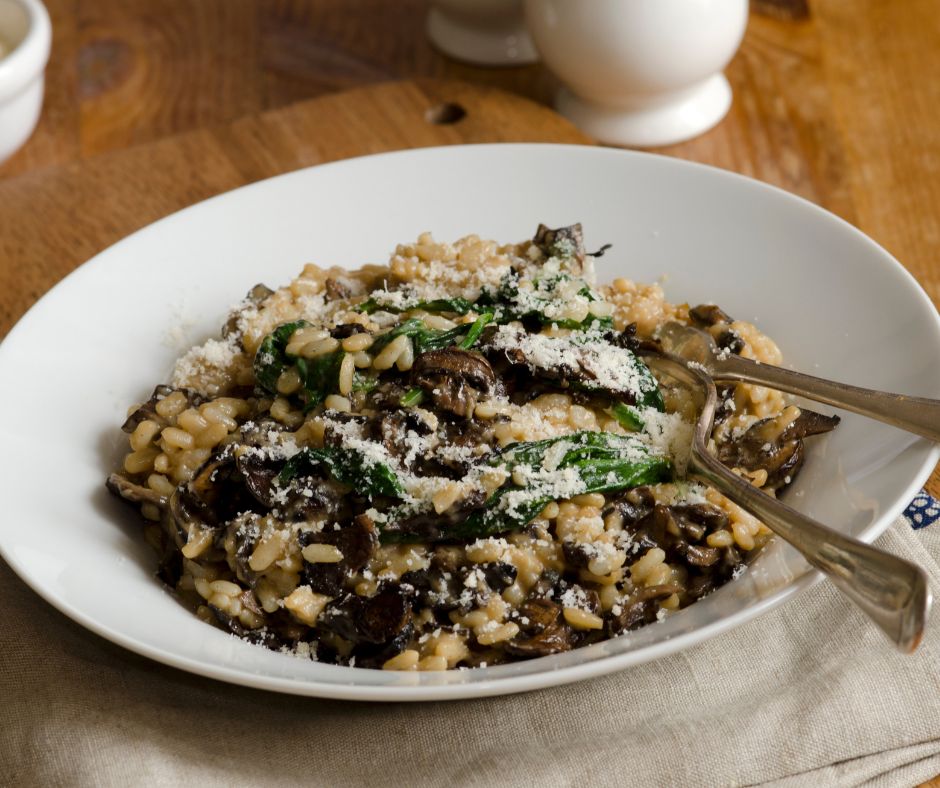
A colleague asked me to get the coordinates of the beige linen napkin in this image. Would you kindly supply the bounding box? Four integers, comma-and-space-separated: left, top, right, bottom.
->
3, 521, 940, 788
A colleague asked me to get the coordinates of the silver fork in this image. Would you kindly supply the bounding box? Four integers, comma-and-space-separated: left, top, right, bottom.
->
658, 321, 940, 441
641, 350, 932, 653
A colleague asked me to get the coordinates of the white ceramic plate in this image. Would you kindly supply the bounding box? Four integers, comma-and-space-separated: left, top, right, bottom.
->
1, 144, 938, 701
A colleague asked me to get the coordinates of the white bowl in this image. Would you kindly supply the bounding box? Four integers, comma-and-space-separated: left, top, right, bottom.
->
0, 0, 50, 164
0, 144, 937, 701
525, 0, 747, 147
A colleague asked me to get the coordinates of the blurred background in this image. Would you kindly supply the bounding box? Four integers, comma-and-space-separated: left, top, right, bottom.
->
0, 0, 932, 212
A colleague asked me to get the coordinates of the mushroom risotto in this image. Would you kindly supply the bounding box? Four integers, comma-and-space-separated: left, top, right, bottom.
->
107, 225, 838, 670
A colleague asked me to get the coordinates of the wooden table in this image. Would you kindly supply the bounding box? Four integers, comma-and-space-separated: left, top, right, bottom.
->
0, 2, 938, 782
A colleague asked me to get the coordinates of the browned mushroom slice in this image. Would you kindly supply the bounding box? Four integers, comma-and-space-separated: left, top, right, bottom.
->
517, 596, 563, 632
504, 622, 575, 658
689, 304, 734, 326
686, 546, 744, 600
689, 303, 745, 354
282, 479, 348, 524
718, 408, 840, 492
671, 502, 729, 540
382, 491, 486, 543
607, 583, 683, 635
478, 561, 518, 592
410, 348, 497, 418
169, 453, 237, 532
533, 223, 585, 264
505, 597, 575, 658
225, 512, 260, 586
222, 283, 274, 338
106, 473, 168, 509
377, 408, 435, 465
106, 472, 182, 580
331, 323, 369, 339
781, 410, 843, 441
235, 452, 279, 507
207, 604, 284, 649
318, 583, 413, 647
324, 278, 352, 301
606, 485, 656, 526
300, 514, 379, 596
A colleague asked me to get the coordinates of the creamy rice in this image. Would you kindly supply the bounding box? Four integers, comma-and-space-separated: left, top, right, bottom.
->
107, 224, 835, 670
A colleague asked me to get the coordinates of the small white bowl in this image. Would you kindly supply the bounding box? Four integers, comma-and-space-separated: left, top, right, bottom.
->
524, 0, 747, 147
427, 0, 538, 66
0, 0, 51, 165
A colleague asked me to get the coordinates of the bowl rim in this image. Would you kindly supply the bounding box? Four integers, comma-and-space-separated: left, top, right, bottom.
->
0, 0, 50, 103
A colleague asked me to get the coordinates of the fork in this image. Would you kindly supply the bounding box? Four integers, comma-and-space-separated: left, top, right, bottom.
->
641, 350, 932, 653
657, 322, 940, 442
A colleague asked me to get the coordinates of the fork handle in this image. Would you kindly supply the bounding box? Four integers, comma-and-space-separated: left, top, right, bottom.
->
689, 447, 931, 653
714, 354, 940, 442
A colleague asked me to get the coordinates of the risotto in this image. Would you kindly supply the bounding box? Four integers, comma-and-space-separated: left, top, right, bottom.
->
107, 224, 838, 670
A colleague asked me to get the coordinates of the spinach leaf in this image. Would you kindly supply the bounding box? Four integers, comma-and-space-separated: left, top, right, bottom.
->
278, 446, 404, 499
457, 312, 494, 350
610, 402, 644, 431
445, 433, 672, 540
371, 314, 494, 356
477, 272, 612, 331
253, 320, 310, 394
295, 352, 344, 411
357, 297, 474, 315
380, 431, 672, 543
399, 387, 425, 407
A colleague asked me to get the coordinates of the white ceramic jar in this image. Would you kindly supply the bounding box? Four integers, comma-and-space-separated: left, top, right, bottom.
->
524, 0, 747, 147
427, 0, 538, 66
0, 0, 50, 164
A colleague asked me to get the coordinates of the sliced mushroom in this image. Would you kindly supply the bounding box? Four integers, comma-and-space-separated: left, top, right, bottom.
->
226, 512, 260, 586
381, 490, 486, 542
399, 548, 466, 616
533, 223, 585, 265
324, 278, 352, 301
686, 546, 744, 600
689, 303, 745, 354
208, 604, 283, 649
606, 485, 656, 527
505, 596, 574, 658
106, 473, 168, 509
331, 323, 368, 339
105, 473, 188, 586
169, 452, 242, 532
672, 502, 729, 537
718, 408, 840, 492
235, 452, 279, 507
478, 561, 518, 592
689, 304, 733, 327
377, 408, 435, 464
222, 283, 274, 338
607, 583, 683, 635
561, 541, 593, 570
517, 596, 562, 632
411, 348, 497, 418
300, 514, 378, 596
318, 582, 413, 647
